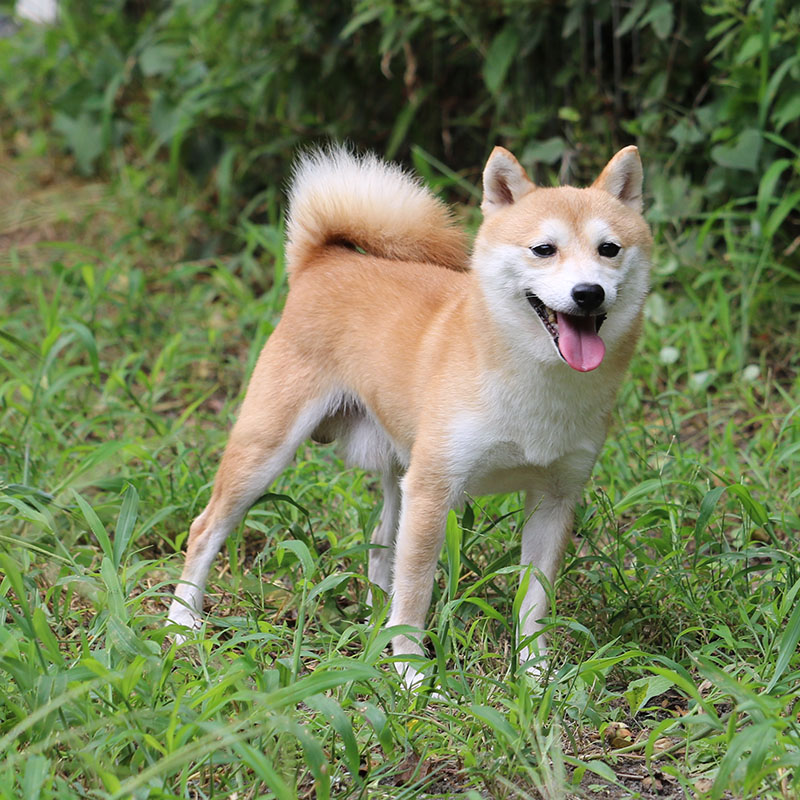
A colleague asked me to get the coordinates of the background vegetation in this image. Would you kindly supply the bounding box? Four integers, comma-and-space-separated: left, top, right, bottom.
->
0, 0, 798, 797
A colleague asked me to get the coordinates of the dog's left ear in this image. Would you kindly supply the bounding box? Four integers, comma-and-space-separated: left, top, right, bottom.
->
482, 147, 535, 215
592, 146, 643, 211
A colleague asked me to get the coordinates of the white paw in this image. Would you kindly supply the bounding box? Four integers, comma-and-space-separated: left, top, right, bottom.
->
166, 601, 202, 644
395, 660, 426, 691
519, 646, 549, 681
393, 661, 447, 701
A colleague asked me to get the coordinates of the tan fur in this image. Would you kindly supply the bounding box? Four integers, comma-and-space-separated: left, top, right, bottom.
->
286, 148, 469, 275
168, 145, 652, 686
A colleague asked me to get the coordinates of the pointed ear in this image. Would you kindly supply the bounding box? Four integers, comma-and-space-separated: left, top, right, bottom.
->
592, 146, 643, 211
481, 146, 535, 215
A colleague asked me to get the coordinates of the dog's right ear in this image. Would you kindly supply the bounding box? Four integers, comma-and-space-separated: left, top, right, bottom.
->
481, 147, 535, 215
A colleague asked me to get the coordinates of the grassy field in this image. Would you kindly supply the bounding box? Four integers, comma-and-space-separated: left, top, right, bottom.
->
1, 142, 799, 800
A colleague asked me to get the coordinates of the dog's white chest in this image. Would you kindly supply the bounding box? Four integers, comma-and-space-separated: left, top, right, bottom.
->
447, 369, 611, 493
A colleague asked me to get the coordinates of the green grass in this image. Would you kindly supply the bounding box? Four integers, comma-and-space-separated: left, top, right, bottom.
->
1, 146, 799, 800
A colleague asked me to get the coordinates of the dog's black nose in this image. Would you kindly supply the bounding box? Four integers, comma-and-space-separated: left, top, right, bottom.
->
571, 283, 605, 311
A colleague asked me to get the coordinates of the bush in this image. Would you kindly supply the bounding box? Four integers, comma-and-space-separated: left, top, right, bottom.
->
0, 0, 798, 248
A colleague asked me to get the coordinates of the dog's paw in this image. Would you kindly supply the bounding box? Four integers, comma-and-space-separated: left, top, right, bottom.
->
393, 661, 447, 701
395, 660, 424, 690
166, 602, 202, 644
518, 645, 549, 682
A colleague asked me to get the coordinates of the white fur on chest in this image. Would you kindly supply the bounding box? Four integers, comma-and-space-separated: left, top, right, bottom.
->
446, 364, 616, 494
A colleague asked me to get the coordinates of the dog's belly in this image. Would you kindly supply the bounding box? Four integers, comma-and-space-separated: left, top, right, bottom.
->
319, 401, 407, 473
464, 459, 541, 496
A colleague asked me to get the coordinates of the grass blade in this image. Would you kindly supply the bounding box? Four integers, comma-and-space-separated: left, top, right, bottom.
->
766, 583, 800, 692
113, 483, 139, 568
73, 490, 113, 560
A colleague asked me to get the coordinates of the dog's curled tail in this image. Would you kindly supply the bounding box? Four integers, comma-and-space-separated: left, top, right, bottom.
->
286, 147, 469, 276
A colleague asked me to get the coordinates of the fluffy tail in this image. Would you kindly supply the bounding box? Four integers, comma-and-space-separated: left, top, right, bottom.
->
285, 146, 469, 276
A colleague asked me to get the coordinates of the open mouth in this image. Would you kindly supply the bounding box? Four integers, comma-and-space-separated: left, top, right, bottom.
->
526, 292, 607, 372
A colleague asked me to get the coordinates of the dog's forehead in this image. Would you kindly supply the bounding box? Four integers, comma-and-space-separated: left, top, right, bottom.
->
529, 215, 615, 245
582, 217, 615, 242
535, 217, 571, 244
517, 188, 614, 238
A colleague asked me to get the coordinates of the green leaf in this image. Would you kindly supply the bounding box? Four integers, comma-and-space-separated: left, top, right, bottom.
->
278, 539, 315, 578
307, 571, 355, 603
410, 145, 482, 199
52, 113, 104, 175
766, 582, 800, 692
306, 694, 361, 782
0, 328, 40, 358
445, 509, 461, 600
483, 26, 518, 95
339, 6, 383, 39
63, 321, 100, 380
562, 4, 583, 37
458, 596, 507, 626
113, 483, 139, 569
734, 33, 762, 66
363, 624, 415, 665
73, 490, 113, 560
106, 614, 154, 659
138, 43, 184, 77
624, 674, 675, 716
711, 723, 777, 800
646, 666, 719, 719
355, 701, 394, 755
727, 483, 768, 526
292, 722, 331, 800
32, 608, 64, 666
615, 0, 648, 37
773, 93, 800, 132
262, 665, 377, 710
386, 93, 426, 161
0, 553, 32, 621
522, 137, 565, 165
101, 556, 126, 618
22, 754, 50, 800
765, 189, 800, 239
56, 441, 129, 493
756, 158, 792, 224
468, 704, 518, 744
667, 118, 704, 147
229, 740, 293, 800
641, 1, 673, 40
694, 486, 726, 537
710, 129, 762, 172
558, 106, 581, 123
563, 755, 620, 786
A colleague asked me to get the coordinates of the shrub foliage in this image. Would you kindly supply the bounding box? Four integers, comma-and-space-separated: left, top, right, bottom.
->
1, 0, 798, 248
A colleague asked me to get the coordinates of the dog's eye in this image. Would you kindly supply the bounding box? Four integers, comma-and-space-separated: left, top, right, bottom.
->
598, 242, 621, 257
531, 244, 556, 257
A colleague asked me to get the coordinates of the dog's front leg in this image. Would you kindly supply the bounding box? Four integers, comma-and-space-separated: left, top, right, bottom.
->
518, 452, 596, 675
387, 469, 451, 688
517, 492, 575, 674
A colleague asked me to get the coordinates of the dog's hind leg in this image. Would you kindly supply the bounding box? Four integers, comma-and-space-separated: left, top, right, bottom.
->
167, 341, 334, 639
368, 467, 402, 601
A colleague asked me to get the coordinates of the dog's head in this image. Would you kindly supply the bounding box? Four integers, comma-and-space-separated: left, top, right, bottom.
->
473, 146, 652, 372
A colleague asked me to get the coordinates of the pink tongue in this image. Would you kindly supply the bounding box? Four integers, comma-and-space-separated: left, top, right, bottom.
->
556, 312, 606, 372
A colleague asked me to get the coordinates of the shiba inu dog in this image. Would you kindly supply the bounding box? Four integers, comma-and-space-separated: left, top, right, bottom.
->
167, 144, 652, 683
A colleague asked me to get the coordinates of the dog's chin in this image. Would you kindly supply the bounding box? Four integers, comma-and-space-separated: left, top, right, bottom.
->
525, 292, 607, 372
